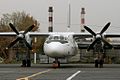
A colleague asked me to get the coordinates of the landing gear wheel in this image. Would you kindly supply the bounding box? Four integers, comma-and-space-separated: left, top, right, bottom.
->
58, 61, 60, 67
21, 59, 31, 67
52, 61, 60, 68
99, 60, 103, 68
26, 59, 31, 67
95, 60, 98, 68
21, 60, 26, 67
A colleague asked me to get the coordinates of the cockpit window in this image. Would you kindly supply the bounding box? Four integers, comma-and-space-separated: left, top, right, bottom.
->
48, 35, 68, 40
54, 36, 59, 40
46, 35, 68, 44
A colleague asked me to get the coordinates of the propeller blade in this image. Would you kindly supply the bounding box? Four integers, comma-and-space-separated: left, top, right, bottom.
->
87, 39, 98, 51
8, 38, 20, 48
9, 23, 19, 35
102, 39, 113, 48
23, 39, 32, 50
23, 25, 35, 34
100, 22, 111, 34
84, 26, 96, 36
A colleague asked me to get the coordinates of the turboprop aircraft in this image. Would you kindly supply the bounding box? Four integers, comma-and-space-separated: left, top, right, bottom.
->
0, 22, 120, 68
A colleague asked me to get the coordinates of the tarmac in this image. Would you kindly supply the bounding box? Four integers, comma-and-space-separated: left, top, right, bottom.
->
0, 64, 120, 80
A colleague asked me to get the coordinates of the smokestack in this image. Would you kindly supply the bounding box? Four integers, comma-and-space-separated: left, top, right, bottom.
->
81, 7, 85, 32
48, 6, 53, 32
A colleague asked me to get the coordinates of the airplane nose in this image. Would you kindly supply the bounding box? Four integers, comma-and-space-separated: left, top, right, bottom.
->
44, 42, 65, 57
48, 42, 62, 53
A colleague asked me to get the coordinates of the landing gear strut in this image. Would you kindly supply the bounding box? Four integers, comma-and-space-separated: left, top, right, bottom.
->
21, 59, 31, 67
21, 48, 31, 67
94, 53, 104, 68
21, 60, 26, 67
52, 58, 60, 68
95, 59, 98, 68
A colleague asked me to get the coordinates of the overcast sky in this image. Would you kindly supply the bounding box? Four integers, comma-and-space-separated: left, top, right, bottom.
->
0, 0, 120, 32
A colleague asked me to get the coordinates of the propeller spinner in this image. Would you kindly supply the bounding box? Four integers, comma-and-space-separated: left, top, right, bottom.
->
84, 22, 113, 51
7, 23, 35, 50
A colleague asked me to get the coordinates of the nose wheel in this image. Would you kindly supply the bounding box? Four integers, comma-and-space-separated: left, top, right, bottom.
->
52, 59, 60, 68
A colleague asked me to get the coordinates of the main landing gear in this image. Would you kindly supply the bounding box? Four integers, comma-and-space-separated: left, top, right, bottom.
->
52, 58, 60, 68
21, 59, 31, 67
94, 53, 104, 68
95, 59, 104, 68
21, 48, 31, 67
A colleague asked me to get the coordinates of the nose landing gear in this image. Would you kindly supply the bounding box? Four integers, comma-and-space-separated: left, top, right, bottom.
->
52, 58, 60, 68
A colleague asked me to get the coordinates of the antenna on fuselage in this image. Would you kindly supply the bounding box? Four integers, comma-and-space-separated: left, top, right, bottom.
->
67, 3, 71, 32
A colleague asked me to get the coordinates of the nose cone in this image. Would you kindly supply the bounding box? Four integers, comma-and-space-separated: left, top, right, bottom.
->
44, 42, 66, 58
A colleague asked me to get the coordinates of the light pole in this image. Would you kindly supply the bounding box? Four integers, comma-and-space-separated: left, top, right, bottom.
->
34, 37, 37, 64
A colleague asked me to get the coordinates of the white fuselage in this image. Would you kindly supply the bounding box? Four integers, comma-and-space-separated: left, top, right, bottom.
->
43, 33, 78, 58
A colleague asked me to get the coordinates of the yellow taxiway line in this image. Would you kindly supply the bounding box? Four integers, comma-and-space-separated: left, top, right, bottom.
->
16, 69, 52, 80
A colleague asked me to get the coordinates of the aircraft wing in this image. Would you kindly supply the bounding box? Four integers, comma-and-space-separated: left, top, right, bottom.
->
105, 33, 120, 38
0, 32, 16, 36
73, 32, 120, 49
0, 32, 51, 37
73, 33, 92, 38
78, 41, 120, 49
73, 32, 120, 38
1, 32, 120, 38
29, 32, 53, 37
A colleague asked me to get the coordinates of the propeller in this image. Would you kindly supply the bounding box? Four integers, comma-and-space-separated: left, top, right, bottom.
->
7, 23, 35, 50
84, 22, 113, 51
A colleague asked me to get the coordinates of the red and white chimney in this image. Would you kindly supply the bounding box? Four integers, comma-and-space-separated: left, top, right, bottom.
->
48, 6, 53, 32
81, 8, 85, 32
